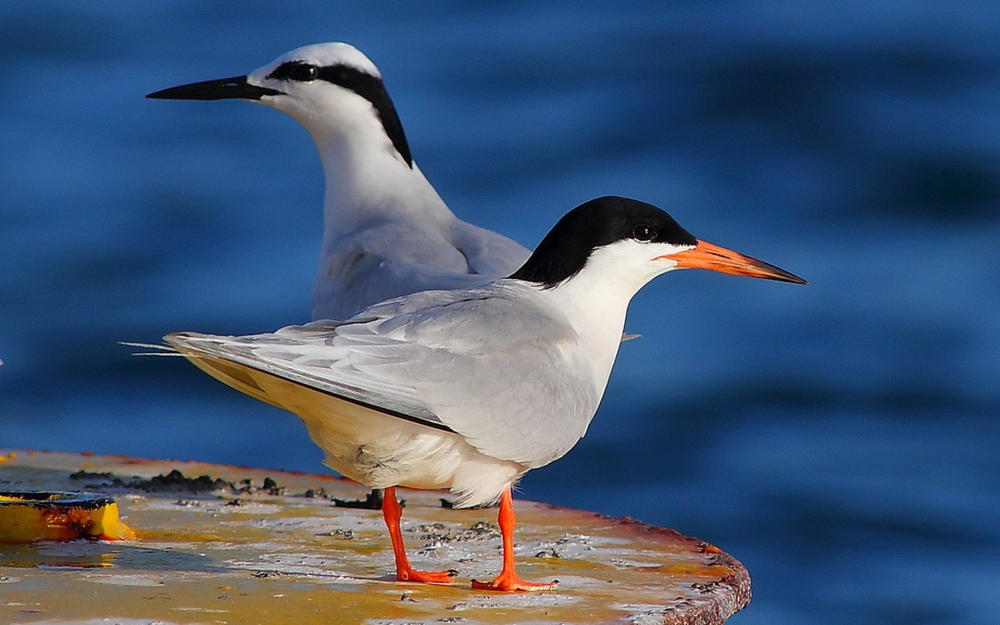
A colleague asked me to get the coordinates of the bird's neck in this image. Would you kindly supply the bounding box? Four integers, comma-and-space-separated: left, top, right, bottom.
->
311, 127, 455, 240
526, 242, 668, 393
540, 275, 634, 395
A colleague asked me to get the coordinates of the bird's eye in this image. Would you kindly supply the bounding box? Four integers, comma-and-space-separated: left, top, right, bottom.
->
632, 224, 655, 242
290, 64, 319, 82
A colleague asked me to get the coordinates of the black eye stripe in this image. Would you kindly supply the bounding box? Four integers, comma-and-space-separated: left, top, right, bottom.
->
265, 60, 413, 168
268, 61, 318, 82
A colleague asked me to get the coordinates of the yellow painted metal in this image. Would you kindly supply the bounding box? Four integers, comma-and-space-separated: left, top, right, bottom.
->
0, 450, 750, 624
0, 491, 136, 543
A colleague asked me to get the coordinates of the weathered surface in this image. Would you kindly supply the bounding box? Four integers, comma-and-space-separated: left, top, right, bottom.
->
0, 450, 750, 624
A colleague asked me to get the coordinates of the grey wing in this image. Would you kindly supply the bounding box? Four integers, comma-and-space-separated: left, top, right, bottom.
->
312, 221, 522, 321
448, 220, 531, 278
164, 321, 445, 429
417, 338, 599, 469
165, 287, 526, 430
343, 290, 601, 468
169, 284, 599, 468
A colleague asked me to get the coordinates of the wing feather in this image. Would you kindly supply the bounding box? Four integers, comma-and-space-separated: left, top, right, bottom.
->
166, 281, 600, 468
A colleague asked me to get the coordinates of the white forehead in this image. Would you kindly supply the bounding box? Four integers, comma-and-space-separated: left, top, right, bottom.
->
261, 42, 382, 78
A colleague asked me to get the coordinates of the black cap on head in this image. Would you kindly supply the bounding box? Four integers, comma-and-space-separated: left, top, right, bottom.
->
510, 196, 696, 288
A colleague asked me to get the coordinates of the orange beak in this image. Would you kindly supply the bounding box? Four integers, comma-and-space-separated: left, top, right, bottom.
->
663, 240, 807, 284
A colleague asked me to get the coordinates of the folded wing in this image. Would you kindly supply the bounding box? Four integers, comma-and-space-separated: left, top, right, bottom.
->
166, 282, 600, 469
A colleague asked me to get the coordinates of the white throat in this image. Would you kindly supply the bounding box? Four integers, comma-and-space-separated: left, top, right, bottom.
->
317, 120, 453, 238
534, 241, 680, 393
263, 90, 456, 241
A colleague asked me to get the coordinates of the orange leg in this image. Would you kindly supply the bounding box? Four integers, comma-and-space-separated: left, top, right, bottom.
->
471, 487, 558, 592
381, 486, 457, 584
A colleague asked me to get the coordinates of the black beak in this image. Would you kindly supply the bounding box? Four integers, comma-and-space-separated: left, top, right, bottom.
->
146, 75, 283, 101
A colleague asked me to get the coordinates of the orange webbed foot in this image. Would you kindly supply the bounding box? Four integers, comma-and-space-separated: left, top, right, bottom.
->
471, 570, 558, 592
397, 567, 459, 585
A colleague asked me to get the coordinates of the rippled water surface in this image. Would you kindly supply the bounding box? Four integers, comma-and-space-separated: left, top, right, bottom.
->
2, 3, 999, 624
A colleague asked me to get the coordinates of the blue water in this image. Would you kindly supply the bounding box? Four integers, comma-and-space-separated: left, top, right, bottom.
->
2, 3, 999, 623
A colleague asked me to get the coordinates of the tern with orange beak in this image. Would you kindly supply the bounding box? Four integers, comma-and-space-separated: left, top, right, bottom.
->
160, 196, 805, 591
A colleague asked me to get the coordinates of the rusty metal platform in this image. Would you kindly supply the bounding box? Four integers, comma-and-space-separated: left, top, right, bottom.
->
0, 450, 750, 624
